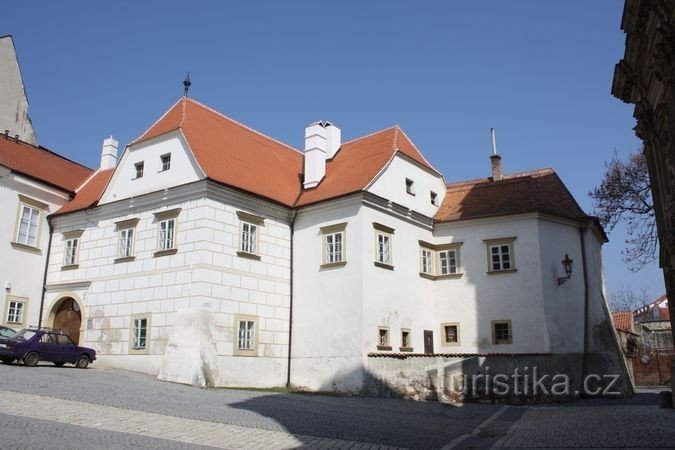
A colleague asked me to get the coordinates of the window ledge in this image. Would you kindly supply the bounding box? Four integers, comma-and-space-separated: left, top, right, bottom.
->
114, 256, 136, 264
399, 347, 414, 352
61, 264, 79, 271
10, 242, 41, 254
154, 248, 178, 258
419, 272, 463, 280
487, 268, 517, 275
441, 342, 461, 347
374, 261, 394, 271
376, 345, 392, 351
320, 261, 347, 269
237, 251, 261, 261
233, 350, 258, 357
419, 272, 434, 280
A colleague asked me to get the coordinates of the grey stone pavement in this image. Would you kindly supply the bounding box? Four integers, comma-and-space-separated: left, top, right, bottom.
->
0, 363, 673, 449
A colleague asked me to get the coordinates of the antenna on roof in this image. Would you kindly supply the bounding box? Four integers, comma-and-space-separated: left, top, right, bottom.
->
183, 72, 192, 98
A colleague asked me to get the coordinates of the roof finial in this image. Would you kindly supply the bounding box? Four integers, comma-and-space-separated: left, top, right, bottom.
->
183, 72, 192, 98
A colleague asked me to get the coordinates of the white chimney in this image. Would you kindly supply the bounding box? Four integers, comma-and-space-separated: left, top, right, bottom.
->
303, 122, 328, 189
101, 135, 118, 170
324, 121, 341, 160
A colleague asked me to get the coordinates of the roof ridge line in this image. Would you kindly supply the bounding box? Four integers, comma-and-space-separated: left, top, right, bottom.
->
1, 136, 94, 172
73, 167, 105, 194
131, 98, 184, 145
340, 124, 399, 146
185, 98, 303, 155
395, 126, 441, 175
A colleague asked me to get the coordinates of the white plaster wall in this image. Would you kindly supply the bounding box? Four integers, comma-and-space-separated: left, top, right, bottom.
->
367, 155, 445, 218
100, 132, 203, 204
47, 194, 291, 387
0, 171, 70, 329
434, 215, 547, 353
291, 198, 365, 392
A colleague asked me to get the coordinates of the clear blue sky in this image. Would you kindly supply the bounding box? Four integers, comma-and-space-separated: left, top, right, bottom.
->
4, 1, 663, 301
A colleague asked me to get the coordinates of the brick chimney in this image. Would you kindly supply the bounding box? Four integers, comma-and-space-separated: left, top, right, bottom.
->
490, 128, 503, 181
101, 136, 118, 170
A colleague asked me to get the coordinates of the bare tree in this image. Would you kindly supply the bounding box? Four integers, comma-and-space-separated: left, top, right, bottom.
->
608, 285, 650, 312
590, 150, 656, 271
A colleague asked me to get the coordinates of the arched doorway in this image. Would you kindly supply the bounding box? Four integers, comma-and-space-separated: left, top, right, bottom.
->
51, 297, 82, 345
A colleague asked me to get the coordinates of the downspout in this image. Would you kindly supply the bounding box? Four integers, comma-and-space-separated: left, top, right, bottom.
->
580, 225, 590, 384
286, 209, 298, 388
38, 217, 54, 329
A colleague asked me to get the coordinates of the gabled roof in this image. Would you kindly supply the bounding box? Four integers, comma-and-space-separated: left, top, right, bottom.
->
0, 135, 93, 194
435, 168, 590, 224
612, 311, 634, 333
295, 126, 439, 207
133, 98, 303, 206
55, 169, 114, 215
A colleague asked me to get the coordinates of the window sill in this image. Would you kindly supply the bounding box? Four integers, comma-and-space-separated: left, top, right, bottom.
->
114, 256, 136, 264
154, 248, 178, 258
233, 350, 258, 357
399, 347, 414, 352
129, 348, 150, 355
376, 345, 392, 351
10, 242, 41, 254
61, 264, 79, 271
493, 341, 513, 345
237, 251, 261, 261
441, 342, 461, 347
374, 261, 394, 271
419, 272, 463, 280
487, 269, 517, 275
320, 261, 347, 269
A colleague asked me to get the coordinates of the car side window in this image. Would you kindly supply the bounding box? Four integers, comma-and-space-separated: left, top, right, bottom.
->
56, 335, 74, 346
39, 333, 56, 344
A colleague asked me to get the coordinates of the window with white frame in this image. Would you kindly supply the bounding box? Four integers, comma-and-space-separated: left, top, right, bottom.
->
485, 237, 516, 273
64, 238, 79, 266
119, 228, 134, 258
134, 161, 144, 178
160, 153, 171, 171
320, 223, 347, 267
15, 204, 40, 247
6, 299, 25, 325
373, 223, 395, 268
240, 222, 257, 254
158, 218, 175, 251
421, 248, 433, 274
441, 322, 460, 346
132, 317, 148, 349
439, 249, 458, 275
234, 315, 258, 356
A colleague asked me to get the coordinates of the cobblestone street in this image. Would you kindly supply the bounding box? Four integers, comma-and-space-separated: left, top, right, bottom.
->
0, 363, 673, 449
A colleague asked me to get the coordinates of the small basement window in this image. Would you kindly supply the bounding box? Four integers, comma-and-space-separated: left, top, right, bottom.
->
405, 178, 415, 195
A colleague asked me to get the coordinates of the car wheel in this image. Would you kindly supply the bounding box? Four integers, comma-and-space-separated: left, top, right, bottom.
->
23, 352, 39, 367
53, 362, 65, 367
1, 358, 13, 365
75, 355, 89, 369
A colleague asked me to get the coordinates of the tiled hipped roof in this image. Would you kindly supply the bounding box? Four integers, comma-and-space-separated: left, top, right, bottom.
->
0, 135, 93, 194
55, 97, 597, 230
435, 169, 590, 223
612, 311, 634, 333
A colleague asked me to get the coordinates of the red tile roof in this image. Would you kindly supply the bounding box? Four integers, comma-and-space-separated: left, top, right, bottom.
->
435, 169, 590, 223
295, 126, 439, 207
612, 311, 634, 333
134, 98, 303, 206
55, 169, 114, 215
0, 136, 93, 194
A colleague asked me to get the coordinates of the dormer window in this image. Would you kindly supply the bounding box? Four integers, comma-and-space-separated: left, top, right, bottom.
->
134, 162, 144, 179
405, 178, 415, 195
430, 191, 438, 206
160, 153, 171, 171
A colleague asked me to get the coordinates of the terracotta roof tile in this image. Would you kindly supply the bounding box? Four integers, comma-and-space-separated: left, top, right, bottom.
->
0, 136, 93, 193
612, 311, 634, 333
295, 126, 438, 207
54, 169, 114, 215
134, 98, 303, 206
435, 169, 590, 223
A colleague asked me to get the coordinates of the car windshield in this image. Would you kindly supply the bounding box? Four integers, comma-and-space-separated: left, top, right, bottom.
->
11, 329, 37, 341
0, 327, 15, 338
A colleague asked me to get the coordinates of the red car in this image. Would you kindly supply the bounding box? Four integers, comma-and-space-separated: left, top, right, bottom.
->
0, 327, 96, 368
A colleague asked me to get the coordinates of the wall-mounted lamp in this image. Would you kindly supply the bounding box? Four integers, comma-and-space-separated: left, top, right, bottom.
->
558, 254, 574, 285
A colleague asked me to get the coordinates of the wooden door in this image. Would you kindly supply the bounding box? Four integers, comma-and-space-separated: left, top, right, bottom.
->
53, 298, 82, 345
424, 330, 434, 354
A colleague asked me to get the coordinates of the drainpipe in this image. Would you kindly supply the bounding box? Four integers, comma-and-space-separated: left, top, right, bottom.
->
580, 225, 590, 385
38, 218, 54, 329
286, 209, 298, 388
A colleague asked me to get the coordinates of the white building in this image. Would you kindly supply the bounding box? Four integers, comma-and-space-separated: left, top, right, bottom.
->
35, 96, 627, 394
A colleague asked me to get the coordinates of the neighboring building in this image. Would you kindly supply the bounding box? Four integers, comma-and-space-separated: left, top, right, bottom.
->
40, 96, 630, 394
634, 295, 670, 323
612, 0, 675, 401
0, 134, 93, 332
0, 36, 38, 146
